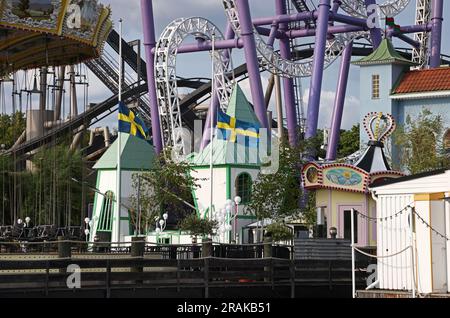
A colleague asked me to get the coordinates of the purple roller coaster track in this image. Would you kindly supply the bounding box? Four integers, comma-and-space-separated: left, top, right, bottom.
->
140, 0, 444, 161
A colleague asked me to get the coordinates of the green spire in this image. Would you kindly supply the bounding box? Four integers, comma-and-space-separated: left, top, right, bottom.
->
353, 38, 416, 66
226, 84, 261, 125
94, 134, 157, 170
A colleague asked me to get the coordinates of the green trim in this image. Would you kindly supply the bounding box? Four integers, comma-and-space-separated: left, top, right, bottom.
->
226, 166, 232, 200
192, 164, 260, 170
97, 168, 151, 172
120, 217, 130, 221
192, 189, 201, 217
237, 215, 257, 220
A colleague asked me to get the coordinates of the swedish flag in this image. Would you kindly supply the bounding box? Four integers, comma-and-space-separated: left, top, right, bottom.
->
216, 110, 260, 148
118, 102, 149, 140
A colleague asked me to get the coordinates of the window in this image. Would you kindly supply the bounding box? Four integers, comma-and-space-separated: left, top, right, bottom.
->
372, 74, 380, 99
97, 191, 114, 232
235, 173, 252, 204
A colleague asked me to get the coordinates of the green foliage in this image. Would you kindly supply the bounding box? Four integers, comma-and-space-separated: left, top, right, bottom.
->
0, 112, 26, 149
130, 148, 199, 234
178, 213, 218, 238
247, 138, 318, 233
338, 124, 360, 159
0, 139, 87, 226
265, 222, 293, 242
393, 109, 449, 174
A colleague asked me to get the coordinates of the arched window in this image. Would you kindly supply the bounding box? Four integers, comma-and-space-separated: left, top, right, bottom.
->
97, 191, 114, 232
444, 129, 450, 154
235, 173, 252, 204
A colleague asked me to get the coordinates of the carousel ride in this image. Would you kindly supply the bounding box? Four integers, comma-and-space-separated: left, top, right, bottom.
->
0, 0, 447, 241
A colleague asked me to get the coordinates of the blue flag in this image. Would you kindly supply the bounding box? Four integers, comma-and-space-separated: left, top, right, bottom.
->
216, 110, 260, 148
118, 102, 149, 140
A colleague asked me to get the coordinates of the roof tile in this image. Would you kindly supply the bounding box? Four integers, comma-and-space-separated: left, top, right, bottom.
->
393, 67, 450, 94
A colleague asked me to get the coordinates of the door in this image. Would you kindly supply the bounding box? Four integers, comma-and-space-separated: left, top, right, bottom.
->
338, 205, 364, 245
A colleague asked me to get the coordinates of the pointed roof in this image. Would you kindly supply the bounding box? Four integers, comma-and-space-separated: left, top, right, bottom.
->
353, 39, 416, 66
93, 134, 157, 170
226, 85, 261, 125
190, 84, 262, 166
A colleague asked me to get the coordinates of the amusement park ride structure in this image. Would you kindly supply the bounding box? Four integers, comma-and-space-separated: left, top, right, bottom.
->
0, 1, 447, 209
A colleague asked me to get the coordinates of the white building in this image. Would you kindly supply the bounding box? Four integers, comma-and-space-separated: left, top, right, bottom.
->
370, 169, 450, 295
90, 134, 157, 243
189, 85, 266, 244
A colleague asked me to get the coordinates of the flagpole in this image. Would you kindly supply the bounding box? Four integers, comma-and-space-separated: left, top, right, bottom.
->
116, 18, 123, 244
209, 32, 216, 222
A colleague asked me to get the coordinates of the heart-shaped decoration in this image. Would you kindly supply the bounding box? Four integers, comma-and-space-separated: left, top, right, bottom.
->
362, 112, 396, 143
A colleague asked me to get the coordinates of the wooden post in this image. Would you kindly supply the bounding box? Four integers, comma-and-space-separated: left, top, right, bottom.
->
290, 260, 295, 299
57, 236, 71, 274
45, 260, 49, 297
131, 236, 145, 273
263, 238, 272, 258
264, 238, 272, 283
202, 238, 213, 258
106, 259, 111, 298
177, 259, 181, 293
204, 258, 209, 298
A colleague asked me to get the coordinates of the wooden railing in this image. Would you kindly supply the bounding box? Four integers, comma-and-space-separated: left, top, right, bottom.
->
0, 257, 370, 298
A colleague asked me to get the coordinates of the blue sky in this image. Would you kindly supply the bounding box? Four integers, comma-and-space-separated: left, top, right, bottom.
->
2, 1, 448, 132
52, 1, 450, 131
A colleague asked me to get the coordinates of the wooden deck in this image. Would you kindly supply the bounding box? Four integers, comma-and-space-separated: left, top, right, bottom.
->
0, 257, 369, 298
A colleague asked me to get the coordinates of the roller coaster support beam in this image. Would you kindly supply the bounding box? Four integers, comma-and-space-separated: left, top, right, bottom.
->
305, 0, 331, 141
200, 23, 235, 151
236, 0, 269, 129
276, 0, 297, 147
430, 0, 443, 68
141, 0, 163, 153
326, 41, 352, 161
387, 29, 421, 48
364, 0, 382, 49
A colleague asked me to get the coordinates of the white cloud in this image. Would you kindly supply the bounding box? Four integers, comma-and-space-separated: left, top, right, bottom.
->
302, 88, 360, 130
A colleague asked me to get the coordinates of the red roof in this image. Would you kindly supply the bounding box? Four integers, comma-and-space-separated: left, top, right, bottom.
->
393, 67, 450, 94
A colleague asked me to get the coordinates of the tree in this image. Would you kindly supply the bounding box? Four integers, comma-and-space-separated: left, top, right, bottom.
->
178, 214, 218, 240
338, 124, 360, 159
0, 112, 26, 149
393, 109, 450, 174
17, 0, 30, 14
265, 222, 293, 243
130, 148, 199, 234
246, 137, 318, 241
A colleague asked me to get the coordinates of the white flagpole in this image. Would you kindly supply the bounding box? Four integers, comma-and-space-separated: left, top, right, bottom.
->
209, 32, 216, 222
115, 18, 123, 244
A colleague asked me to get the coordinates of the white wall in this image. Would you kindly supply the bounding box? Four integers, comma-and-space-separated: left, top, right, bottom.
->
377, 194, 414, 291
91, 170, 144, 243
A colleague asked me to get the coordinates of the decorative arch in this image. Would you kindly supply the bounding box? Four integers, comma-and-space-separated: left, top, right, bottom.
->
235, 173, 253, 204
97, 191, 115, 232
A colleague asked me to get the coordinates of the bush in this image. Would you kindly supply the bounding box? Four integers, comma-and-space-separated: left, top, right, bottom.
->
178, 214, 218, 238
265, 223, 293, 243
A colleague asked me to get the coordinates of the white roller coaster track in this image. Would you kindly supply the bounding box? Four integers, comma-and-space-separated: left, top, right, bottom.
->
222, 0, 368, 78
340, 0, 411, 18
412, 0, 431, 68
154, 17, 234, 153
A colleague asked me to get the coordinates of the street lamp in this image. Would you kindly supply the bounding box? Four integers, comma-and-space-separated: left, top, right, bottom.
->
155, 213, 169, 235
84, 217, 91, 242
214, 196, 242, 244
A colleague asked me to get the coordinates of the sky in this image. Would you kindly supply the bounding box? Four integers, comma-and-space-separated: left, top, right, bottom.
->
4, 0, 450, 133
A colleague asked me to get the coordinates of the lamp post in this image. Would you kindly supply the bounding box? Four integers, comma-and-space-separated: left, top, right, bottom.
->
155, 213, 169, 242
84, 217, 93, 242
216, 196, 242, 244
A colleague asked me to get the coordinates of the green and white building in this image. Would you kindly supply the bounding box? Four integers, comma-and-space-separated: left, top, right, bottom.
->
189, 85, 266, 244
90, 134, 157, 243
